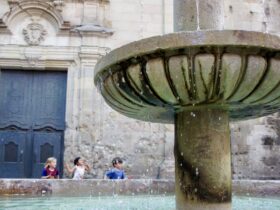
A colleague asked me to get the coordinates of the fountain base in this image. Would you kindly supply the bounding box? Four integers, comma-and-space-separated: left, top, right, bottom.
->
175, 109, 232, 210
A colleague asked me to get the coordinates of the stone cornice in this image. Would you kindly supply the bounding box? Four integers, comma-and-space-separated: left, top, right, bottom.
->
64, 0, 110, 3
0, 45, 109, 69
72, 24, 114, 37
0, 46, 77, 70
79, 46, 110, 65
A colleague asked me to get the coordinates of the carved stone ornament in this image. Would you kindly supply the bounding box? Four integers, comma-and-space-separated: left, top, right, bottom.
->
50, 0, 65, 12
7, 0, 20, 9
22, 22, 47, 46
24, 47, 42, 67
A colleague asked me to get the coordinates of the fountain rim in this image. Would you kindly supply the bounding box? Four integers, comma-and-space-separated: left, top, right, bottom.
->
94, 30, 280, 83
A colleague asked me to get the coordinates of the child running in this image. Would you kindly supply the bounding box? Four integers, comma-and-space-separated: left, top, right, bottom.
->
65, 157, 90, 180
105, 157, 126, 179
41, 157, 59, 179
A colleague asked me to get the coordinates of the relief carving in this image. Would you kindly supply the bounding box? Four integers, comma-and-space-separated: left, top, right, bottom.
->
24, 47, 42, 67
50, 0, 65, 12
7, 0, 20, 9
22, 22, 47, 46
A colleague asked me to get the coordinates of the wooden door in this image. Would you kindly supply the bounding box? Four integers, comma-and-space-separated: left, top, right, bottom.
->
0, 70, 67, 178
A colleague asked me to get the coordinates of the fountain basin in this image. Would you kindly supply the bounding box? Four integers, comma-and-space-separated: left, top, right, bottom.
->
95, 30, 280, 123
1, 180, 280, 210
0, 179, 173, 196
1, 179, 280, 197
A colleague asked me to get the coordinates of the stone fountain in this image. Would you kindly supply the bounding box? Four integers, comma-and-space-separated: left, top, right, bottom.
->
94, 1, 280, 209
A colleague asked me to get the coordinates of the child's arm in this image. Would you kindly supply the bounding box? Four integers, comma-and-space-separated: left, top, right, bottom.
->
64, 163, 75, 174
104, 170, 112, 179
122, 171, 127, 179
85, 163, 90, 172
104, 173, 109, 179
41, 169, 50, 179
105, 169, 115, 179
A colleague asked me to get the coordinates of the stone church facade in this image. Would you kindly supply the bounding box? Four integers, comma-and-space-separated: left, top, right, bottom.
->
0, 0, 279, 179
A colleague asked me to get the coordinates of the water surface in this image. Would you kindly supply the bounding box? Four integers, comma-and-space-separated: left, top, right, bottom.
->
0, 195, 280, 210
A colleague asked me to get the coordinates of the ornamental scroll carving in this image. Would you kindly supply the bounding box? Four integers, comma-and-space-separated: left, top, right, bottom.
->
22, 22, 47, 46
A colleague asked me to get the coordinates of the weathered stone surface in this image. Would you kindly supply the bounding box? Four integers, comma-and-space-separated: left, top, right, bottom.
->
231, 113, 280, 180
175, 110, 231, 209
174, 0, 226, 31
233, 180, 280, 197
174, 0, 198, 31
1, 179, 280, 198
0, 179, 174, 196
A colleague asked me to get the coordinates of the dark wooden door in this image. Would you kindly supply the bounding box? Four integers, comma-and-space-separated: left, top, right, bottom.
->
0, 70, 67, 178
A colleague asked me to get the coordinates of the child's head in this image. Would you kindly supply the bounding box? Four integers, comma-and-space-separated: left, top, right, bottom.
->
45, 157, 57, 168
74, 157, 84, 166
112, 157, 123, 169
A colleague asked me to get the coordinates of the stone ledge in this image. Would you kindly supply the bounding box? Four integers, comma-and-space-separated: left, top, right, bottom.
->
0, 179, 174, 196
233, 180, 280, 197
1, 179, 280, 197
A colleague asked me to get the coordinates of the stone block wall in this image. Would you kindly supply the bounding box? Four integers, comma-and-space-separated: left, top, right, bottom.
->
231, 114, 280, 180
220, 0, 280, 180
58, 0, 175, 179
223, 0, 280, 34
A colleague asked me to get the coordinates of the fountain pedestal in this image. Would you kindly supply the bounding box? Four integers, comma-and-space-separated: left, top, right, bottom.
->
175, 109, 231, 209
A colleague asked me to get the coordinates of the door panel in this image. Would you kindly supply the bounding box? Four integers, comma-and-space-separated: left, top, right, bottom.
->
0, 131, 26, 178
32, 72, 67, 130
32, 132, 62, 178
0, 70, 67, 178
0, 71, 32, 128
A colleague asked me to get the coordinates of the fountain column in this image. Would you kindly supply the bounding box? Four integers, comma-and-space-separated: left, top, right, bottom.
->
175, 109, 231, 210
174, 0, 224, 31
173, 1, 231, 209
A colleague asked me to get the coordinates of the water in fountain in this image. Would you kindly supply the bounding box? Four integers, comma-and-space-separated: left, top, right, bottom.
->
1, 195, 280, 210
